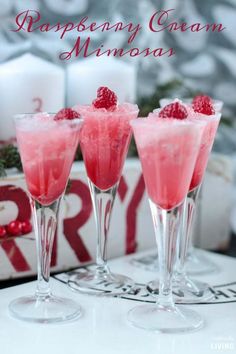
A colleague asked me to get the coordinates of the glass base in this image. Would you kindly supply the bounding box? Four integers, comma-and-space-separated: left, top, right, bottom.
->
68, 268, 134, 296
127, 304, 204, 333
147, 276, 214, 304
187, 248, 219, 275
130, 249, 219, 276
130, 255, 159, 272
9, 295, 82, 324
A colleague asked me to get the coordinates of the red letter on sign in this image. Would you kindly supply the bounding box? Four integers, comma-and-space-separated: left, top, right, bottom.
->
0, 185, 31, 271
125, 174, 145, 254
63, 179, 92, 262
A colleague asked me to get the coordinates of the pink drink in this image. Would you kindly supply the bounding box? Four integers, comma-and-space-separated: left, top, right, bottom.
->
131, 118, 203, 210
158, 100, 221, 192
159, 100, 221, 191
190, 114, 221, 190
75, 103, 139, 190
15, 113, 81, 206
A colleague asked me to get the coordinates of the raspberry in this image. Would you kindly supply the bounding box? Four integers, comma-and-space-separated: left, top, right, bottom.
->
93, 86, 117, 111
192, 95, 215, 115
54, 108, 81, 121
159, 102, 188, 119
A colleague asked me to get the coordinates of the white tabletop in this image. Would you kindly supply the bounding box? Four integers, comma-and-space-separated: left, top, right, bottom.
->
0, 250, 236, 354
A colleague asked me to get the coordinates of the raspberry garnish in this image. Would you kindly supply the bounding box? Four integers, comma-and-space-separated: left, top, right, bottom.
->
54, 108, 81, 120
93, 86, 117, 111
192, 95, 215, 115
159, 102, 188, 119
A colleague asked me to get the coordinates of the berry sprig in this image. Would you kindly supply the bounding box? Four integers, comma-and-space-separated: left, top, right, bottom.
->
0, 219, 32, 239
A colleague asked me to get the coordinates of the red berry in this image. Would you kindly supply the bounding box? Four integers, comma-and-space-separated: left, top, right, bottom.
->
192, 95, 215, 115
192, 95, 212, 106
93, 86, 117, 111
54, 108, 81, 121
0, 226, 7, 238
7, 220, 22, 236
159, 102, 188, 119
21, 220, 32, 234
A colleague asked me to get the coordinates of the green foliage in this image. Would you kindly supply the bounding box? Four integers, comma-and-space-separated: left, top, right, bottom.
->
137, 79, 194, 117
65, 178, 72, 194
0, 159, 6, 177
0, 144, 22, 177
74, 146, 82, 161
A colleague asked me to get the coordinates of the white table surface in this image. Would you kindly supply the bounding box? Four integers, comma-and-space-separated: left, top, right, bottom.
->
0, 249, 236, 354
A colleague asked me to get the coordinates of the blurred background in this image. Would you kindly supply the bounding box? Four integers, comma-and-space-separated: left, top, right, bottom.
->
1, 0, 236, 146
0, 0, 235, 112
0, 0, 236, 258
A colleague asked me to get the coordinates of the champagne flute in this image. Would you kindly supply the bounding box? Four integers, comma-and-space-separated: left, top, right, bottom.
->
128, 113, 204, 332
148, 104, 221, 303
68, 100, 139, 295
161, 97, 223, 276
9, 112, 83, 323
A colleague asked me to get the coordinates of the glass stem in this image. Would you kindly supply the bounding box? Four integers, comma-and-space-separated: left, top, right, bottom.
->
149, 199, 184, 308
30, 196, 61, 299
187, 185, 203, 254
88, 179, 118, 275
176, 186, 201, 276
